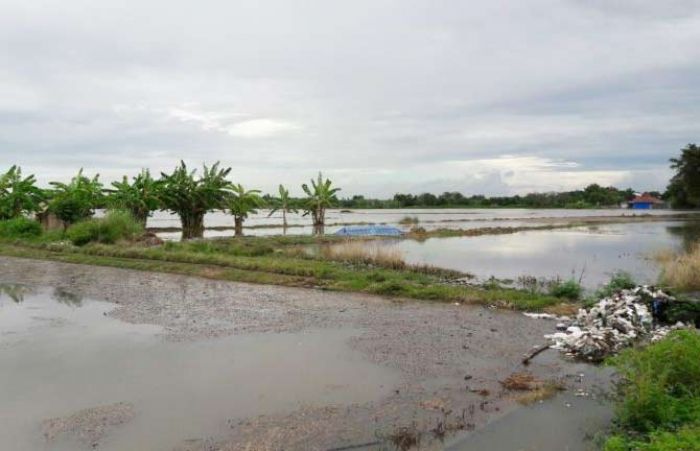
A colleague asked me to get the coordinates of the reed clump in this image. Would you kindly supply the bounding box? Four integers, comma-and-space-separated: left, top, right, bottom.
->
320, 240, 406, 270
656, 244, 700, 292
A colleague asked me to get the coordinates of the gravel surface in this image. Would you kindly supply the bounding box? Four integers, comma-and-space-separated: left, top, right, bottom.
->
41, 402, 135, 448
0, 256, 590, 450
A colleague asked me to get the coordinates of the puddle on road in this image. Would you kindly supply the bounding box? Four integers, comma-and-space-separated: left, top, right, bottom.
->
0, 284, 398, 451
447, 361, 614, 451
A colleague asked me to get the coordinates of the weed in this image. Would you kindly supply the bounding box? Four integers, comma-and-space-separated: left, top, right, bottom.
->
596, 271, 637, 298
398, 216, 420, 225
0, 217, 42, 239
320, 240, 406, 270
604, 330, 700, 449
656, 244, 700, 292
548, 279, 583, 300
66, 211, 143, 246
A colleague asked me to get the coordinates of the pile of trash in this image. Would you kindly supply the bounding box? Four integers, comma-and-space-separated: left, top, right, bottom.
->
544, 286, 690, 361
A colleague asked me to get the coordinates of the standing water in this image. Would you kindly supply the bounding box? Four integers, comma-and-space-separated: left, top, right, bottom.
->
0, 285, 398, 451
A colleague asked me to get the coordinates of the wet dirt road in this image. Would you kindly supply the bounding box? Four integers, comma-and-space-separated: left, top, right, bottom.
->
0, 256, 609, 450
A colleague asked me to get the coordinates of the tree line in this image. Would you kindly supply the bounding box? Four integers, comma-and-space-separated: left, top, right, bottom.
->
0, 143, 697, 239
339, 184, 641, 209
0, 162, 340, 239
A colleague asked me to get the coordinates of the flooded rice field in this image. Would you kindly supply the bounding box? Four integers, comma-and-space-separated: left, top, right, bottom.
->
395, 220, 700, 289
140, 208, 691, 239
0, 258, 618, 451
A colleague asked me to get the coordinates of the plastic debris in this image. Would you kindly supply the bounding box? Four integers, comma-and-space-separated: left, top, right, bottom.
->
522, 313, 557, 320
543, 286, 690, 361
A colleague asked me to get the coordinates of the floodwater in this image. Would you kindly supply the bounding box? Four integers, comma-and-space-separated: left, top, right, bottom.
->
140, 208, 690, 240
393, 220, 700, 289
0, 286, 398, 451
448, 354, 614, 451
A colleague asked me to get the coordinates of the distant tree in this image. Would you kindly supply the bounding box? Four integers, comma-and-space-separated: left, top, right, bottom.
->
417, 192, 438, 206
268, 184, 297, 231
159, 161, 233, 239
0, 165, 45, 220
106, 169, 161, 226
667, 144, 700, 208
48, 169, 103, 228
302, 172, 341, 234
226, 184, 263, 236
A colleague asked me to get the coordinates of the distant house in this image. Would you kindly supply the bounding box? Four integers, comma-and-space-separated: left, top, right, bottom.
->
628, 193, 664, 210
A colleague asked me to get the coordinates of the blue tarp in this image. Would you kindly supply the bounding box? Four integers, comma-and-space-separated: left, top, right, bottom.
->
334, 225, 404, 236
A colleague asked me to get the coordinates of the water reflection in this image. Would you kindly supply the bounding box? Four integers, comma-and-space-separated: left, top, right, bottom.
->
0, 283, 32, 304
52, 287, 84, 307
665, 221, 700, 250
395, 221, 699, 289
0, 286, 397, 451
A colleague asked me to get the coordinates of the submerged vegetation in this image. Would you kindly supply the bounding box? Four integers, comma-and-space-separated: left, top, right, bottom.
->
604, 330, 700, 450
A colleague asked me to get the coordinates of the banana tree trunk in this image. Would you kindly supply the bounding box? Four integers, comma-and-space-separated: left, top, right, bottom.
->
181, 212, 205, 240
234, 217, 244, 237
312, 207, 325, 235
133, 209, 149, 228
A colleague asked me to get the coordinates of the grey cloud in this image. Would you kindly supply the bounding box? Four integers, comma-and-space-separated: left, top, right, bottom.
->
1, 0, 699, 195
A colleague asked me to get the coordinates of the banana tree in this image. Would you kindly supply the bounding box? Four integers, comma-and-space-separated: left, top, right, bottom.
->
227, 184, 263, 236
48, 169, 103, 229
159, 161, 233, 240
107, 169, 162, 226
301, 172, 340, 235
267, 184, 297, 232
0, 165, 45, 220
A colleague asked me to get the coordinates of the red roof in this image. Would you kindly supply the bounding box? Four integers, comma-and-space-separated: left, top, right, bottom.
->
630, 193, 663, 204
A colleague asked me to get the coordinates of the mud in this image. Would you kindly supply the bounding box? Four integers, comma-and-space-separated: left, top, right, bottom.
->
41, 403, 135, 448
0, 256, 607, 450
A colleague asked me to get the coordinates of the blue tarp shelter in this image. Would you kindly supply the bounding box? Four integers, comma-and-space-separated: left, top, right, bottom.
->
334, 225, 404, 237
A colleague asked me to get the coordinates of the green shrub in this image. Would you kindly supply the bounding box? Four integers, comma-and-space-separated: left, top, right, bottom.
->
0, 217, 42, 239
605, 424, 700, 451
548, 279, 583, 299
604, 330, 700, 449
608, 330, 700, 433
597, 271, 637, 298
66, 210, 143, 246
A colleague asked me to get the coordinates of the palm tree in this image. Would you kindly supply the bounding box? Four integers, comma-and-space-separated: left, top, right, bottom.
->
107, 169, 162, 227
0, 165, 45, 220
48, 169, 103, 229
302, 172, 340, 235
226, 184, 263, 237
268, 184, 297, 232
159, 161, 233, 240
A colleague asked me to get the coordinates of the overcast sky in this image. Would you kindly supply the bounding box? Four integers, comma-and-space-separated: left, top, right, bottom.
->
1, 0, 699, 197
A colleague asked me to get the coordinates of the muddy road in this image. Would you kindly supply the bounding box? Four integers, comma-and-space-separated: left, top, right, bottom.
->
0, 256, 609, 450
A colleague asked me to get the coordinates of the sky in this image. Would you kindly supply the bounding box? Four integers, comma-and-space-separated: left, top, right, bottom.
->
1, 0, 699, 197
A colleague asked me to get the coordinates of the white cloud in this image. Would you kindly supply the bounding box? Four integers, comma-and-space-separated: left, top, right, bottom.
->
226, 118, 301, 138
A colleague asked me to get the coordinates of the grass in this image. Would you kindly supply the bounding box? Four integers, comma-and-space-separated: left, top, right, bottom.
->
499, 371, 565, 405
547, 279, 583, 300
604, 330, 700, 450
0, 217, 42, 238
66, 210, 143, 246
0, 232, 561, 310
595, 271, 637, 298
319, 240, 406, 270
656, 244, 700, 292
398, 216, 420, 225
